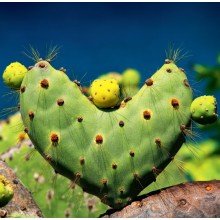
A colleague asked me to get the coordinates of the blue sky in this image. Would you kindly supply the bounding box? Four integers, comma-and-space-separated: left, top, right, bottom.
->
1, 2, 220, 119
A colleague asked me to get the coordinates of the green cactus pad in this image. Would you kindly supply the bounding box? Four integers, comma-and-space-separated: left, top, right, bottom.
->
2, 62, 27, 90
0, 175, 14, 207
19, 60, 192, 209
190, 95, 218, 125
90, 79, 120, 108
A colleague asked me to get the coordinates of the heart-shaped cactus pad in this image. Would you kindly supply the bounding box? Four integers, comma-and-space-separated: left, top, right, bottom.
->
19, 60, 192, 209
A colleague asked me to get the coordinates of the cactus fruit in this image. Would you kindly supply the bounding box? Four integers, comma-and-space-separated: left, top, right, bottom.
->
0, 175, 14, 207
190, 96, 218, 125
90, 79, 120, 108
121, 68, 140, 87
97, 69, 141, 98
99, 72, 123, 84
85, 69, 141, 102
2, 62, 27, 90
14, 58, 193, 209
120, 68, 141, 97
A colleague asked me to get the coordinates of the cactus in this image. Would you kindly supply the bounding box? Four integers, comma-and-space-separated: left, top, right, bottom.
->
2, 62, 27, 90
0, 112, 107, 217
2, 44, 220, 216
190, 95, 218, 125
13, 58, 194, 209
186, 53, 220, 181
0, 113, 190, 217
0, 175, 14, 207
4, 143, 107, 217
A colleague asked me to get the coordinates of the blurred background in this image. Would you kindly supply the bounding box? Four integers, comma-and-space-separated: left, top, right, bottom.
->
0, 2, 220, 217
0, 2, 220, 119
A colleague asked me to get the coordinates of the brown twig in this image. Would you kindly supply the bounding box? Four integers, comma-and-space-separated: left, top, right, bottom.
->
101, 180, 220, 218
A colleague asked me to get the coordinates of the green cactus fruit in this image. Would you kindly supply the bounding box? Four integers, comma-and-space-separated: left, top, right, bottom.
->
0, 175, 14, 207
2, 62, 27, 90
190, 95, 218, 125
99, 72, 123, 84
85, 69, 141, 99
121, 68, 141, 97
18, 59, 192, 209
121, 68, 140, 86
90, 79, 120, 108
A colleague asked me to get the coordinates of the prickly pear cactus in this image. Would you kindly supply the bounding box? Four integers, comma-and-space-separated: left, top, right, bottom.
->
4, 144, 107, 217
17, 59, 192, 209
190, 95, 218, 125
0, 175, 14, 207
0, 112, 107, 217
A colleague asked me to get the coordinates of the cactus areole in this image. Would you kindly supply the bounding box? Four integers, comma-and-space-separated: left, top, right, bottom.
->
18, 60, 193, 209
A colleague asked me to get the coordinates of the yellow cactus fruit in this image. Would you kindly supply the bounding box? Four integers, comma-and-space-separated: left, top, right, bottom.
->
2, 62, 27, 89
90, 79, 120, 108
0, 175, 14, 207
